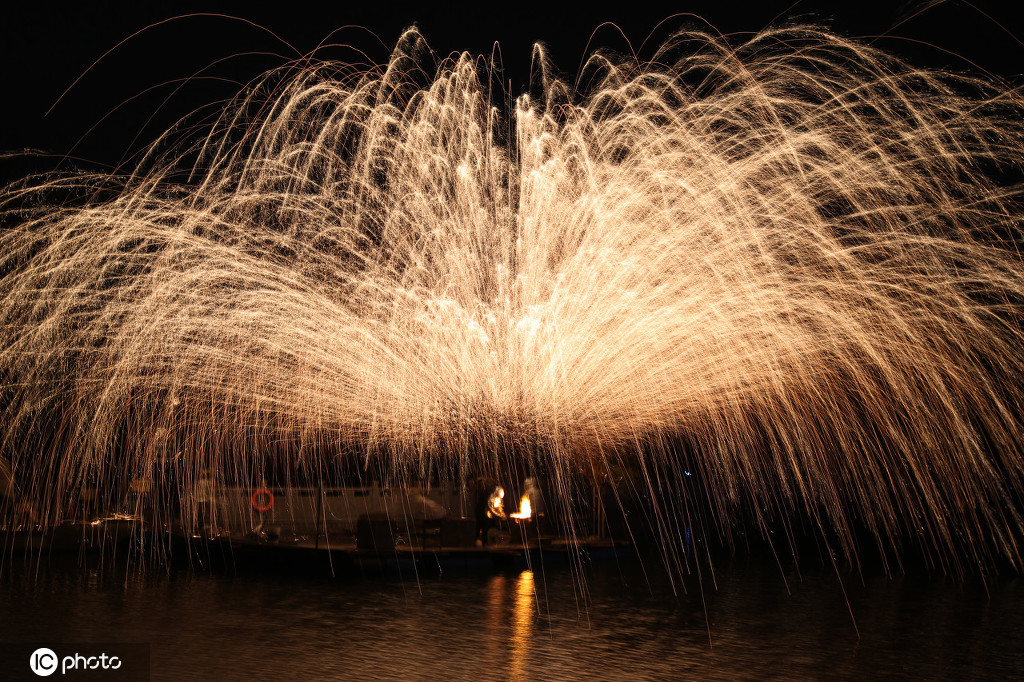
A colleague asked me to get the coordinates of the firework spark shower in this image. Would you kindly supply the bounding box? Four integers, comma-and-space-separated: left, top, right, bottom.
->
1, 26, 1023, 573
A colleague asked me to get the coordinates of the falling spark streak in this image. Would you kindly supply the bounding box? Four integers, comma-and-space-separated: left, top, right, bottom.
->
1, 26, 1024, 575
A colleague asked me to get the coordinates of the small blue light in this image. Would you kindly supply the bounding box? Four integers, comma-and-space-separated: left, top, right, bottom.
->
684, 470, 692, 476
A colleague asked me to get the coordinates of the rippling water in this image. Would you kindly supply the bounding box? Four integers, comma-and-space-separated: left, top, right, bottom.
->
1, 550, 1022, 680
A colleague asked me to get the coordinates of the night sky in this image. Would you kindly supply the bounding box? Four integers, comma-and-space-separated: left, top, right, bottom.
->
1, 1, 1022, 179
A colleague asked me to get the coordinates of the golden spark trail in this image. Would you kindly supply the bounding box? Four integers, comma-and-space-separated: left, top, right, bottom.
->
1, 27, 1023, 573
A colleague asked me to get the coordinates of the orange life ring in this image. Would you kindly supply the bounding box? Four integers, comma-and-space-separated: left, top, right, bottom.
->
251, 488, 274, 512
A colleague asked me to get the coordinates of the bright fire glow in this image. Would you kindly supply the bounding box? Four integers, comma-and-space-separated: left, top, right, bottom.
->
510, 495, 532, 520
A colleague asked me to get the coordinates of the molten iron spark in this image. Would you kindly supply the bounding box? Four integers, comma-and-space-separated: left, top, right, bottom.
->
1, 26, 1023, 574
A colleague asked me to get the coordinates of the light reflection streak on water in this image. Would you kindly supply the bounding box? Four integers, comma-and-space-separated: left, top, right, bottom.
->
486, 573, 507, 666
510, 570, 535, 680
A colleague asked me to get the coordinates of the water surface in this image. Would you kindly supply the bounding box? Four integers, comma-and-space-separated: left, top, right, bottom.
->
1, 550, 1021, 680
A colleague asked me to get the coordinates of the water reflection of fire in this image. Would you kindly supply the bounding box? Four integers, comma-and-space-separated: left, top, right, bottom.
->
509, 570, 534, 680
510, 494, 532, 520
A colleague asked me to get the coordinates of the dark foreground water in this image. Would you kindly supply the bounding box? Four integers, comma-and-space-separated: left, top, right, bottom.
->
1, 548, 1022, 680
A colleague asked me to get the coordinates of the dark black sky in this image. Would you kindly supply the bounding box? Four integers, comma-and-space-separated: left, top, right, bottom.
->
1, 1, 1022, 175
